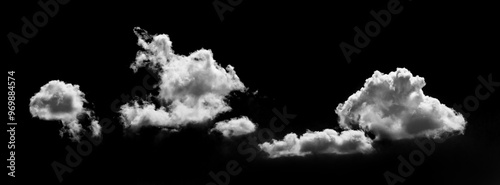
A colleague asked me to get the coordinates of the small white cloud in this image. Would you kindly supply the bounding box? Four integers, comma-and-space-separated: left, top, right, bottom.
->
30, 80, 101, 141
90, 120, 102, 137
29, 80, 86, 121
212, 116, 257, 137
335, 68, 466, 140
121, 28, 246, 129
259, 129, 374, 158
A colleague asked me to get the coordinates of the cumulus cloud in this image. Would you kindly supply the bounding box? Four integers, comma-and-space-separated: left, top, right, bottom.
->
335, 68, 466, 140
30, 80, 101, 141
211, 116, 257, 137
120, 28, 246, 129
260, 129, 374, 158
260, 68, 466, 158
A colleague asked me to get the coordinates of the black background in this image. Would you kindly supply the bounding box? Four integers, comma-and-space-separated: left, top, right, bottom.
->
4, 0, 499, 185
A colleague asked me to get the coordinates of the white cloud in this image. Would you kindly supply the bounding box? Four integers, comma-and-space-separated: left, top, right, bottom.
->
120, 28, 246, 129
335, 68, 466, 140
259, 129, 374, 158
90, 120, 102, 137
212, 116, 257, 137
260, 68, 467, 158
30, 80, 101, 141
29, 80, 85, 121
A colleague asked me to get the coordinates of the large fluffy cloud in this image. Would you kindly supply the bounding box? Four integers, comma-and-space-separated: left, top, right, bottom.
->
120, 28, 246, 129
260, 129, 374, 158
30, 80, 101, 141
260, 68, 466, 158
211, 116, 257, 137
335, 68, 466, 140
